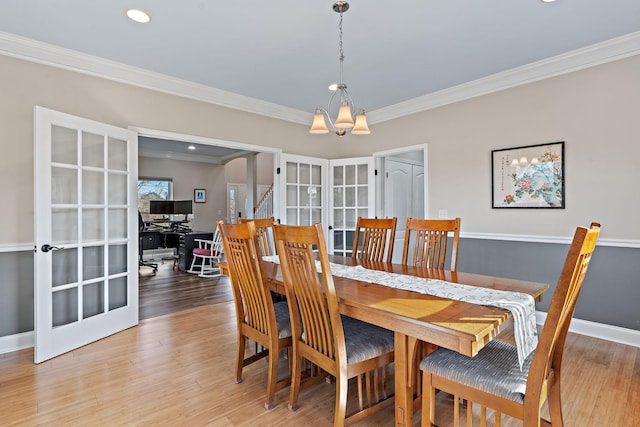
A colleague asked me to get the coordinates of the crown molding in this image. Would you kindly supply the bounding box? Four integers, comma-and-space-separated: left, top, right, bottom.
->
368, 31, 640, 124
1, 30, 640, 126
0, 31, 311, 125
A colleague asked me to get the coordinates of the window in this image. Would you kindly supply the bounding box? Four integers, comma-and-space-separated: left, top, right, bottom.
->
138, 178, 172, 218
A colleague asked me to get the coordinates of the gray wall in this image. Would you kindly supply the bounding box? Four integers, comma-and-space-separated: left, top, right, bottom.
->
0, 251, 34, 336
458, 238, 640, 331
2, 239, 638, 338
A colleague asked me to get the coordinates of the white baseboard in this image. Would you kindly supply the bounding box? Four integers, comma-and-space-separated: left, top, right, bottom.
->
0, 314, 637, 356
536, 311, 640, 348
0, 331, 33, 355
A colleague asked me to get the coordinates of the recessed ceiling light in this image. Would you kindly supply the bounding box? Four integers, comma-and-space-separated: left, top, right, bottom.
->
126, 9, 151, 23
328, 83, 338, 91
541, 0, 557, 3
188, 145, 196, 150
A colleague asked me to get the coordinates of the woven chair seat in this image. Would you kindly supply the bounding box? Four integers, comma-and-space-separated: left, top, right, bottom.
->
273, 301, 292, 339
421, 339, 533, 404
342, 316, 394, 364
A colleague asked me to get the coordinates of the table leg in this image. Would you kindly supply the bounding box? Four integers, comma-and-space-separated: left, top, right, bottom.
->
395, 331, 420, 426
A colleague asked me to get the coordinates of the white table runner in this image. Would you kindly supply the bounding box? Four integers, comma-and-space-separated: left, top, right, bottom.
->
264, 255, 537, 369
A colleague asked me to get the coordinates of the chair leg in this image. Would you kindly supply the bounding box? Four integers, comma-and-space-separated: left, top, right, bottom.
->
235, 334, 246, 383
264, 345, 278, 410
453, 394, 460, 427
288, 353, 302, 411
188, 254, 200, 274
198, 257, 221, 277
334, 373, 348, 427
547, 380, 564, 426
421, 372, 437, 427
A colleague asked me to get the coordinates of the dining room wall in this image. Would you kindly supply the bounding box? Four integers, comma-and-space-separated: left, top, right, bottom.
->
332, 54, 640, 243
1, 48, 639, 350
138, 156, 226, 232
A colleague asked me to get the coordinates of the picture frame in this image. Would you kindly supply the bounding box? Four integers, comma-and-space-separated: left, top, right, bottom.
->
491, 141, 564, 209
194, 188, 206, 203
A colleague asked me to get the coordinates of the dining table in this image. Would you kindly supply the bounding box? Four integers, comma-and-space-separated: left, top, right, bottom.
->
221, 256, 549, 426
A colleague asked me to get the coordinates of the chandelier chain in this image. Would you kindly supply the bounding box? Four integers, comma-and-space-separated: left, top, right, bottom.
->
338, 11, 344, 83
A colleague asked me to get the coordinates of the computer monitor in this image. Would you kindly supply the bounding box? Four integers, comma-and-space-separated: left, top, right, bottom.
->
149, 200, 193, 215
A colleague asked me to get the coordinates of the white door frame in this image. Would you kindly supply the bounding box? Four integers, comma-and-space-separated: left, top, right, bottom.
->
373, 144, 429, 218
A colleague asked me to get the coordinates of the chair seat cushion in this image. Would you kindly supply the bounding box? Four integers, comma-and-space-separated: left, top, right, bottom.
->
193, 248, 220, 256
420, 339, 534, 404
273, 301, 292, 339
342, 316, 394, 365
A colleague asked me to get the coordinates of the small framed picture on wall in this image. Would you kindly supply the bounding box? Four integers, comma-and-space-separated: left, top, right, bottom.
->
194, 188, 206, 203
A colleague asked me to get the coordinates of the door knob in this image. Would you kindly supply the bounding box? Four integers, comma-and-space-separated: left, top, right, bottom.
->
41, 244, 63, 252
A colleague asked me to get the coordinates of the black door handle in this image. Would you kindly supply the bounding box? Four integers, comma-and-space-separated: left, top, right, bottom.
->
41, 244, 63, 252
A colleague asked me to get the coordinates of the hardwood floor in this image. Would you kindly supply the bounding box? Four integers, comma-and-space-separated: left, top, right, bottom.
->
139, 258, 233, 320
0, 263, 638, 425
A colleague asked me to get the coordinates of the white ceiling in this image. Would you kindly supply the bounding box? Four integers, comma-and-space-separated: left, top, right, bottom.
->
1, 0, 640, 120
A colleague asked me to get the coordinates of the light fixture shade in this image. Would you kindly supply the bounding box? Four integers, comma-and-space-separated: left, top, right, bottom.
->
351, 110, 370, 135
334, 104, 355, 129
309, 111, 330, 134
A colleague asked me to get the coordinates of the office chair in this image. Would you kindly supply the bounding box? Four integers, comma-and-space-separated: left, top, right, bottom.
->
139, 211, 158, 273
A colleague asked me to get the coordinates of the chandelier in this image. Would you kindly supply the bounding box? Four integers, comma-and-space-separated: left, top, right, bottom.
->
309, 1, 370, 136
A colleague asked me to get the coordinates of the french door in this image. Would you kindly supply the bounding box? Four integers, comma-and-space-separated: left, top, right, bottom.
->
329, 157, 375, 257
277, 154, 374, 255
278, 154, 328, 227
34, 107, 138, 363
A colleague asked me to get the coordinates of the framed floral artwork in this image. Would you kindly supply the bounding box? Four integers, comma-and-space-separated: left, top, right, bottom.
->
491, 142, 565, 209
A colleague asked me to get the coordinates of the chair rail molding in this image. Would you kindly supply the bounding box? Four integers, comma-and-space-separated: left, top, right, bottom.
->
461, 232, 640, 249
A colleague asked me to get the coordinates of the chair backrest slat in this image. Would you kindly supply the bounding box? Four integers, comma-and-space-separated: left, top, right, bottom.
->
352, 217, 397, 263
239, 217, 277, 256
402, 217, 461, 271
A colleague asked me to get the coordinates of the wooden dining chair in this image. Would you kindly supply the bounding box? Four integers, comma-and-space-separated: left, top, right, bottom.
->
274, 223, 395, 427
420, 222, 601, 427
402, 217, 461, 271
217, 220, 293, 410
239, 216, 278, 256
351, 216, 397, 263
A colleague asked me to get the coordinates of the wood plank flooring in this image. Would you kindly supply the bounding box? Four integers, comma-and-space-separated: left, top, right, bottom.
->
138, 258, 233, 320
0, 263, 638, 426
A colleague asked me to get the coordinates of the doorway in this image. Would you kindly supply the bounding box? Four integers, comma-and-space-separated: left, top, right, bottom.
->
374, 144, 427, 263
